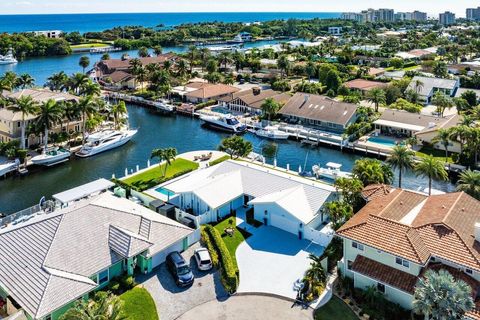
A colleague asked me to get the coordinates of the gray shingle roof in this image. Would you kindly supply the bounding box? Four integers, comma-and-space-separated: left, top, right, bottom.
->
0, 193, 194, 319
108, 225, 153, 258
407, 76, 458, 97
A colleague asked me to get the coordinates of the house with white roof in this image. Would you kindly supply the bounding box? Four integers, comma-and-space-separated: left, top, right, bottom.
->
152, 160, 337, 245
406, 76, 459, 104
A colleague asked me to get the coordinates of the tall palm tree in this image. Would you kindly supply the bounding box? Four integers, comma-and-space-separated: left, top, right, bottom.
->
260, 98, 281, 121
305, 254, 327, 284
79, 80, 101, 97
176, 59, 188, 78
35, 99, 64, 151
0, 71, 18, 91
352, 158, 393, 186
367, 88, 386, 112
277, 55, 290, 79
129, 58, 142, 89
7, 96, 39, 149
150, 147, 177, 177
77, 96, 98, 145
432, 128, 451, 161
78, 56, 90, 74
60, 292, 126, 320
46, 71, 68, 91
456, 170, 480, 200
413, 79, 424, 94
153, 45, 163, 56
387, 145, 415, 188
415, 155, 449, 195
17, 73, 35, 89
449, 125, 471, 156
111, 101, 127, 129
413, 269, 473, 320
187, 45, 198, 74
68, 73, 89, 94
432, 91, 454, 117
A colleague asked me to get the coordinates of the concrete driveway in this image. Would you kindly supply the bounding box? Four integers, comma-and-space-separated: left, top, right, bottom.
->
138, 243, 228, 320
236, 226, 324, 299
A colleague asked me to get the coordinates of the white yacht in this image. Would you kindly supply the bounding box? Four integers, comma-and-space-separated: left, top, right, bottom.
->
312, 162, 352, 180
200, 114, 247, 134
0, 159, 19, 176
0, 48, 18, 65
255, 126, 290, 140
75, 129, 138, 158
31, 147, 70, 166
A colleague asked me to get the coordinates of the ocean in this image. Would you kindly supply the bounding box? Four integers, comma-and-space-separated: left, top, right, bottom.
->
0, 12, 341, 34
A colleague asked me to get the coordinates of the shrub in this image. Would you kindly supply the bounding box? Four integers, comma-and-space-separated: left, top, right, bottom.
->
201, 227, 219, 267
119, 275, 137, 291
195, 100, 216, 110
16, 149, 28, 163
107, 280, 121, 294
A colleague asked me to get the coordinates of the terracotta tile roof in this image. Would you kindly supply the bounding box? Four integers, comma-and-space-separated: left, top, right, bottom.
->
106, 70, 133, 83
97, 53, 176, 72
337, 190, 480, 270
361, 184, 393, 202
352, 255, 418, 294
344, 79, 388, 91
185, 84, 240, 99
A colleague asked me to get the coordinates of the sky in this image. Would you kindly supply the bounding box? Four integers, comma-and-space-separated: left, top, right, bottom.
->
0, 0, 478, 16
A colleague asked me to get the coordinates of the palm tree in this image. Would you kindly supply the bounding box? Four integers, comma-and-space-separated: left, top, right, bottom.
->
277, 55, 290, 79
17, 73, 35, 89
60, 292, 126, 320
387, 145, 415, 188
68, 73, 89, 94
111, 101, 127, 129
456, 170, 480, 200
7, 96, 39, 149
352, 158, 393, 186
305, 254, 327, 284
129, 58, 142, 89
176, 59, 188, 78
187, 45, 198, 74
367, 88, 386, 112
46, 71, 68, 91
35, 99, 63, 151
432, 128, 451, 161
415, 156, 449, 195
138, 47, 149, 58
79, 80, 101, 97
218, 52, 232, 72
413, 269, 473, 320
449, 125, 471, 156
77, 96, 98, 145
432, 91, 454, 117
260, 98, 281, 121
150, 147, 177, 176
153, 45, 163, 56
0, 71, 18, 91
78, 56, 90, 74
413, 79, 424, 94
136, 66, 147, 92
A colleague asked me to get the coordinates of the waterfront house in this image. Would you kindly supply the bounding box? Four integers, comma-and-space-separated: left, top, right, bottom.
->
406, 76, 459, 104
0, 89, 80, 146
220, 88, 291, 114
153, 160, 336, 246
344, 79, 389, 94
0, 192, 197, 320
336, 189, 480, 319
184, 83, 240, 104
278, 93, 358, 134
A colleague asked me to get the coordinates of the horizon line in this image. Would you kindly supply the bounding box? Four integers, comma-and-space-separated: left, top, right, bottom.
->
0, 11, 344, 16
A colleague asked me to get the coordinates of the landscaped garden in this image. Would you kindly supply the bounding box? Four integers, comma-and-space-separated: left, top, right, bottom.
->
213, 215, 251, 270
315, 296, 358, 320
120, 287, 158, 320
415, 145, 453, 163
122, 158, 199, 191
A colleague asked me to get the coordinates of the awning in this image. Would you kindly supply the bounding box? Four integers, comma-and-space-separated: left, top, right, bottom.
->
53, 178, 115, 204
373, 119, 425, 132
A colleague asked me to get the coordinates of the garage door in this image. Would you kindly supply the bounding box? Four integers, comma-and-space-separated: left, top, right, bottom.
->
270, 213, 299, 236
151, 240, 184, 269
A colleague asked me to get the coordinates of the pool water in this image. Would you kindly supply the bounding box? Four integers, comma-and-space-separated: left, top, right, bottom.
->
155, 187, 176, 197
211, 106, 231, 114
368, 137, 403, 147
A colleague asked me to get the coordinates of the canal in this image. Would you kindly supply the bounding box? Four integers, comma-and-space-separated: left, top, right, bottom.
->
0, 104, 456, 214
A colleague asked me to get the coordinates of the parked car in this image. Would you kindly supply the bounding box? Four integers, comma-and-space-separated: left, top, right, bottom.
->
166, 251, 194, 287
194, 248, 213, 271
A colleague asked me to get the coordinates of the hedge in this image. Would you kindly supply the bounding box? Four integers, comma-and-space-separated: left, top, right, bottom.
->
204, 225, 238, 293
201, 227, 219, 268
208, 155, 230, 167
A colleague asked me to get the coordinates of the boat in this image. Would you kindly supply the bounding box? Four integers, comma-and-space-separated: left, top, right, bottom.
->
75, 129, 138, 158
199, 114, 247, 134
312, 162, 352, 180
227, 34, 244, 44
255, 126, 290, 140
31, 147, 71, 166
0, 159, 19, 176
0, 48, 18, 65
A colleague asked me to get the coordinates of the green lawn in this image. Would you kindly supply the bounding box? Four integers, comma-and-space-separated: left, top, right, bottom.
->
415, 145, 454, 164
122, 158, 199, 191
315, 296, 358, 320
120, 287, 159, 320
213, 216, 251, 271
209, 155, 230, 166
70, 42, 110, 49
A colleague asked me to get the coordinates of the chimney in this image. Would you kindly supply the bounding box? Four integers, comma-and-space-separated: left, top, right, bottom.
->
475, 222, 480, 242
252, 87, 261, 95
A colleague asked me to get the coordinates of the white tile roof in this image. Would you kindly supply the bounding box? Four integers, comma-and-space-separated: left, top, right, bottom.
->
0, 193, 194, 319
52, 178, 115, 204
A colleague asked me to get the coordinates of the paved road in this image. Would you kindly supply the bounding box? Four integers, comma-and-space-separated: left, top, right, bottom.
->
138, 243, 228, 320
176, 294, 314, 320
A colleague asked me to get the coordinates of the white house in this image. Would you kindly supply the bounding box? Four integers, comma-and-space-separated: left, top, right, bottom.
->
155, 160, 337, 246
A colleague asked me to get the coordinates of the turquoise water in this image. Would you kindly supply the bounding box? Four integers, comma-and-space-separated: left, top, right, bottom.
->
155, 187, 176, 197
368, 137, 403, 147
211, 106, 231, 114
0, 12, 341, 33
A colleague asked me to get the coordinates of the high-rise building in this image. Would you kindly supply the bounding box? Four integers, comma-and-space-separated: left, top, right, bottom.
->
412, 11, 428, 21
439, 11, 456, 25
466, 7, 480, 21
376, 8, 395, 22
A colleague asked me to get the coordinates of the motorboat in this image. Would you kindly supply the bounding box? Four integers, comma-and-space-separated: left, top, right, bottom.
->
200, 114, 246, 134
31, 147, 71, 166
312, 162, 352, 180
255, 126, 290, 140
0, 48, 18, 65
75, 129, 138, 158
154, 99, 175, 113
0, 159, 19, 176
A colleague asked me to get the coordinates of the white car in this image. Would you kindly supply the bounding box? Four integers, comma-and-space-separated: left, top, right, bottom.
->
194, 248, 213, 271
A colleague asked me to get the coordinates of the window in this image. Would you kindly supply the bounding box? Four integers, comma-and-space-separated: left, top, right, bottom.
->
347, 260, 353, 270
395, 257, 410, 268
352, 241, 364, 251
98, 269, 109, 285
377, 282, 385, 294
466, 268, 473, 275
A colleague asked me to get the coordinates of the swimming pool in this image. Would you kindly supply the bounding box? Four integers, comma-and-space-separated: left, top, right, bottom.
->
211, 106, 231, 114
155, 187, 176, 197
368, 137, 403, 147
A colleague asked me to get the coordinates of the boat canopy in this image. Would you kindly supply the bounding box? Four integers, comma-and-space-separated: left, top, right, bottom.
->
53, 178, 115, 205
326, 162, 342, 169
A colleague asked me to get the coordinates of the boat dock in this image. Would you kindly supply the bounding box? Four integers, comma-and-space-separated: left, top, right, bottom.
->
106, 92, 175, 113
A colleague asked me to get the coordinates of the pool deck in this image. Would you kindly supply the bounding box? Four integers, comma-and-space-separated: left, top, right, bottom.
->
353, 135, 401, 155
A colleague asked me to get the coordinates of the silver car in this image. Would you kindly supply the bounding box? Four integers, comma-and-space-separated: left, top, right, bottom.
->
194, 248, 213, 271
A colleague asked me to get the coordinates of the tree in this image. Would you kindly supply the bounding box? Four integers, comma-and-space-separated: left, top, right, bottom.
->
449, 125, 471, 156
432, 128, 451, 161
101, 53, 110, 61
150, 147, 177, 176
461, 90, 478, 108
413, 269, 473, 320
325, 69, 341, 94
35, 99, 63, 151
260, 98, 281, 121
78, 56, 90, 74
414, 156, 448, 196
153, 45, 163, 56
367, 88, 386, 112
431, 91, 453, 117
277, 55, 290, 79
68, 73, 89, 94
387, 145, 415, 188
7, 96, 39, 149
77, 96, 98, 145
334, 177, 364, 209
206, 58, 218, 74
413, 79, 424, 94
46, 71, 68, 91
305, 254, 326, 284
111, 101, 127, 129
138, 46, 149, 58
17, 73, 35, 89
352, 158, 393, 186
325, 201, 353, 230
433, 61, 448, 78
79, 80, 101, 97
60, 292, 126, 320
218, 135, 253, 159
456, 170, 480, 200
